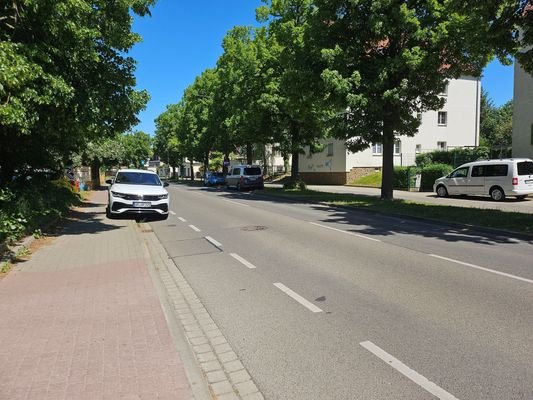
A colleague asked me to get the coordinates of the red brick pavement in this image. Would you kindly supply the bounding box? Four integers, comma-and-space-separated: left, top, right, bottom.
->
0, 191, 194, 400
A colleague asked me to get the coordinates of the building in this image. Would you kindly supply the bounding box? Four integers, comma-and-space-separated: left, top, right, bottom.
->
299, 76, 481, 184
512, 63, 533, 159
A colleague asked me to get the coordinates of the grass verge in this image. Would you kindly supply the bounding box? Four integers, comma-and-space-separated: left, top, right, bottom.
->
262, 188, 533, 235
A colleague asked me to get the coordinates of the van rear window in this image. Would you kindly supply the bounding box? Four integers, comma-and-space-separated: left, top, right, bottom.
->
244, 167, 261, 175
517, 161, 533, 176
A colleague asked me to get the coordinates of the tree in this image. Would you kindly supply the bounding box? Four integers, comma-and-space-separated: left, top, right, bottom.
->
213, 26, 278, 166
480, 89, 513, 154
0, 0, 153, 184
122, 131, 152, 168
257, 1, 332, 180
308, 0, 531, 200
154, 106, 183, 178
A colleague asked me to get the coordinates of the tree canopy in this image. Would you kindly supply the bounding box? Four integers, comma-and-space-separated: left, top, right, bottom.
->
154, 1, 532, 198
0, 0, 154, 183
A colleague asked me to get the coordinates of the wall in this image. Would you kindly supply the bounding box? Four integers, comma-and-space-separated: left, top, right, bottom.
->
512, 64, 533, 159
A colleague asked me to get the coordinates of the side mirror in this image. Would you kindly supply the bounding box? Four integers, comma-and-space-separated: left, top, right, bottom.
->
163, 182, 169, 187
105, 179, 113, 185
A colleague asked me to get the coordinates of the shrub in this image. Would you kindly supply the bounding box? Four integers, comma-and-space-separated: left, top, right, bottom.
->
0, 177, 80, 244
393, 166, 419, 190
283, 179, 307, 191
416, 147, 489, 168
420, 164, 453, 191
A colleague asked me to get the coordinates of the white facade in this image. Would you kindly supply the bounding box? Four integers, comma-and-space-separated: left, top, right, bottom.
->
300, 76, 481, 181
512, 63, 533, 159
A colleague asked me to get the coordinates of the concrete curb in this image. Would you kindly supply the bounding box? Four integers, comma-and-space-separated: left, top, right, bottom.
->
141, 223, 264, 400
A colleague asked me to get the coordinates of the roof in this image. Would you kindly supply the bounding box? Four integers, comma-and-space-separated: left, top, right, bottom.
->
117, 168, 157, 174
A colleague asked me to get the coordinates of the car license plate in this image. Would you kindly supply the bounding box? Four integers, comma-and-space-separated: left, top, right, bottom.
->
133, 201, 151, 208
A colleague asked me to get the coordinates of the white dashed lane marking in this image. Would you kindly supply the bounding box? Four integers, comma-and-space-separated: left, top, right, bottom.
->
360, 341, 460, 400
229, 253, 257, 269
205, 236, 222, 248
178, 217, 187, 222
189, 225, 201, 232
273, 283, 323, 313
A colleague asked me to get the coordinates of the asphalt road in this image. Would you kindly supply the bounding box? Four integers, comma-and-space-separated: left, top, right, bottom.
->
150, 184, 533, 400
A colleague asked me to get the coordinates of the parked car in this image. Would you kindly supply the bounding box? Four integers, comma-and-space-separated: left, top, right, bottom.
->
225, 165, 264, 190
433, 158, 533, 201
106, 169, 170, 219
204, 171, 226, 186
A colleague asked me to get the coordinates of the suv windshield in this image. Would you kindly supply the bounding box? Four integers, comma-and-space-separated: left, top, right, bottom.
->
115, 172, 161, 186
517, 161, 533, 176
244, 167, 261, 175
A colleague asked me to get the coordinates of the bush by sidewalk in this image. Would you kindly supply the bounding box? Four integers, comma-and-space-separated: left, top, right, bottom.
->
0, 177, 81, 244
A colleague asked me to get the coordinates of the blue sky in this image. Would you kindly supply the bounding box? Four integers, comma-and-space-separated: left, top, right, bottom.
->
130, 1, 515, 136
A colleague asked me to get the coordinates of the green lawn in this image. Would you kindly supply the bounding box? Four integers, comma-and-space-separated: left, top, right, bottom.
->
348, 171, 382, 187
262, 188, 533, 235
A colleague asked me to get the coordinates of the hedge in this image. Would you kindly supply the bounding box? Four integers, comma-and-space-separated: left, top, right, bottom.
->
420, 164, 453, 192
416, 147, 489, 168
393, 166, 419, 190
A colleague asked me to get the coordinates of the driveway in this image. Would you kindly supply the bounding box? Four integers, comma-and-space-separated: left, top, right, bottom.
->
267, 184, 533, 214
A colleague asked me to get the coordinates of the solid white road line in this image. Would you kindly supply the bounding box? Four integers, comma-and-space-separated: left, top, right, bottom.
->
360, 341, 460, 400
169, 210, 176, 215
229, 253, 257, 269
178, 217, 187, 222
309, 222, 381, 242
189, 224, 201, 232
273, 283, 323, 313
429, 254, 533, 284
205, 236, 222, 248
222, 199, 249, 207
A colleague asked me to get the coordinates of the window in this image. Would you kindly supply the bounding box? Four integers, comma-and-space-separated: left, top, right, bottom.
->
471, 166, 485, 177
517, 161, 533, 176
244, 167, 261, 175
486, 164, 508, 177
394, 140, 401, 155
437, 141, 447, 151
415, 144, 422, 154
450, 167, 469, 178
438, 111, 447, 126
372, 143, 382, 155
326, 143, 334, 156
232, 168, 241, 176
416, 113, 422, 122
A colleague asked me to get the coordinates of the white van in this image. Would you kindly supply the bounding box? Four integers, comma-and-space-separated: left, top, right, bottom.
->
433, 158, 533, 201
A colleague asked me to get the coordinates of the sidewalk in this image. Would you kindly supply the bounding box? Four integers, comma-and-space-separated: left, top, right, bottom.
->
0, 191, 199, 400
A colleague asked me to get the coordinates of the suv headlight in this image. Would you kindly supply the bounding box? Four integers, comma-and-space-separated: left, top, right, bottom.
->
156, 193, 168, 200
111, 191, 126, 198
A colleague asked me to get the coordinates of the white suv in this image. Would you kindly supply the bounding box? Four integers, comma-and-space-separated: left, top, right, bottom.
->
106, 169, 170, 219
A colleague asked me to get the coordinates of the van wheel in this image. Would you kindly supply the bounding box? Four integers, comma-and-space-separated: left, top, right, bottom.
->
490, 186, 505, 201
436, 185, 448, 197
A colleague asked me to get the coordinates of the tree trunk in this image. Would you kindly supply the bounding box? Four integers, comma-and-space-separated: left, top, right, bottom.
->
291, 151, 299, 180
172, 166, 176, 179
91, 162, 101, 189
223, 152, 230, 175
189, 159, 194, 181
204, 151, 209, 175
380, 116, 395, 201
290, 124, 300, 181
246, 143, 253, 165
